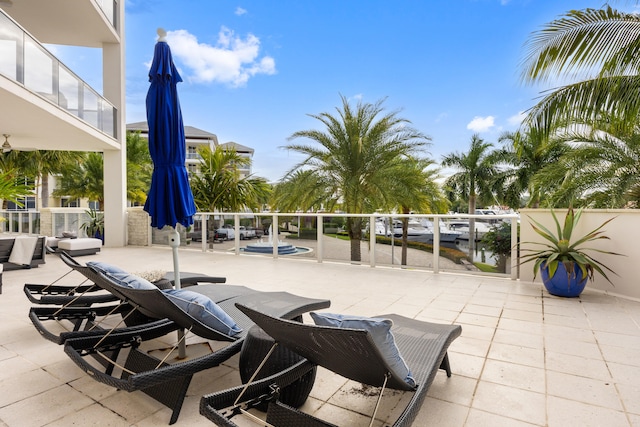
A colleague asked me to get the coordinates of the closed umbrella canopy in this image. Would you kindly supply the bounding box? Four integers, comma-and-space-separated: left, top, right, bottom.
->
143, 29, 196, 358
143, 29, 196, 230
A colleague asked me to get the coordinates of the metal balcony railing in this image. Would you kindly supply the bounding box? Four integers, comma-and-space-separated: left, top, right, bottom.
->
0, 9, 117, 138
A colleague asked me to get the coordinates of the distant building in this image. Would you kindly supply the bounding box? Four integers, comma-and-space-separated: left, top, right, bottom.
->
127, 123, 254, 178
127, 122, 219, 177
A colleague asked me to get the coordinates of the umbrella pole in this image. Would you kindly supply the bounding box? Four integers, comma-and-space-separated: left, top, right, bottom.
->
169, 228, 187, 358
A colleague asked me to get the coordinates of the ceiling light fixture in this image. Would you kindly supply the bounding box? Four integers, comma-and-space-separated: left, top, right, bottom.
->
2, 134, 11, 153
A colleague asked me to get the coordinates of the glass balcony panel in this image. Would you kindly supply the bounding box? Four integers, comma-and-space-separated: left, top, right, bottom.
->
24, 38, 55, 101
82, 84, 99, 129
0, 9, 118, 141
58, 66, 79, 114
100, 98, 116, 137
0, 13, 22, 81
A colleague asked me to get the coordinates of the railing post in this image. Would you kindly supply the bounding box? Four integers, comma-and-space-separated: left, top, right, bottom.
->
317, 214, 323, 263
369, 215, 376, 268
234, 214, 240, 255
272, 214, 278, 258
433, 217, 440, 274
202, 215, 208, 252
510, 217, 518, 280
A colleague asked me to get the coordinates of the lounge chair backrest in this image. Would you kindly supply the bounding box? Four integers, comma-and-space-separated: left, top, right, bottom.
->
59, 251, 133, 302
93, 271, 239, 342
236, 303, 414, 390
58, 252, 239, 342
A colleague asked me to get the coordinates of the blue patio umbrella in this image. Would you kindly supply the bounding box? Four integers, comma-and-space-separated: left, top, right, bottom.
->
143, 28, 196, 356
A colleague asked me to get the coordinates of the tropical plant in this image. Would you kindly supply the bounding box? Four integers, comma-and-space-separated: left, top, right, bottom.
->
442, 134, 504, 259
481, 221, 514, 273
283, 95, 431, 262
53, 152, 104, 209
531, 117, 640, 209
519, 207, 623, 285
126, 131, 153, 204
498, 127, 569, 208
520, 6, 640, 137
0, 169, 32, 207
386, 158, 448, 265
79, 208, 104, 238
190, 146, 270, 213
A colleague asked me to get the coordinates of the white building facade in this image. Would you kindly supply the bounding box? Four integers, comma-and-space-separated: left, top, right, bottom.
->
0, 1, 127, 246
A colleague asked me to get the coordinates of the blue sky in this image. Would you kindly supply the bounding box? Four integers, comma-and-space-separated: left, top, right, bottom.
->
54, 0, 623, 182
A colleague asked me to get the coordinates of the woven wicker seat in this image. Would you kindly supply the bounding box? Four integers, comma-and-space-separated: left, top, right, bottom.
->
200, 303, 462, 427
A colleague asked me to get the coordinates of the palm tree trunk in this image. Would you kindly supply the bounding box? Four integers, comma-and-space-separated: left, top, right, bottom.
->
41, 174, 49, 208
347, 217, 362, 262
468, 195, 476, 262
401, 216, 409, 266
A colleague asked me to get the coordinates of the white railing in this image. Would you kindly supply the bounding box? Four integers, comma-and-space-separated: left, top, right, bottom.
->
0, 210, 40, 235
184, 212, 519, 280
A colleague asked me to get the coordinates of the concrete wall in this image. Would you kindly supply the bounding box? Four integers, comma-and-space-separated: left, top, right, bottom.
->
520, 209, 639, 300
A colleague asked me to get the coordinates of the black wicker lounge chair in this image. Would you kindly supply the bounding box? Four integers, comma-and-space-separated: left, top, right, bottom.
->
200, 304, 462, 427
62, 267, 331, 425
28, 252, 234, 344
24, 251, 226, 306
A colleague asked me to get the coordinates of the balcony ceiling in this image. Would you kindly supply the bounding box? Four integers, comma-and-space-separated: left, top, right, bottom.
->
0, 77, 119, 152
0, 0, 118, 47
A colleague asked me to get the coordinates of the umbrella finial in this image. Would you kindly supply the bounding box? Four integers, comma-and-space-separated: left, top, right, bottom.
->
157, 27, 167, 42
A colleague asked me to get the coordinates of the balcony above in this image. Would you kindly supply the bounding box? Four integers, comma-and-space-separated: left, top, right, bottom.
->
0, 0, 119, 47
0, 9, 119, 151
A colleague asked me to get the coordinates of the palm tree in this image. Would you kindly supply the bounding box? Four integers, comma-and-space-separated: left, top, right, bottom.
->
442, 134, 502, 260
520, 6, 640, 135
53, 152, 105, 209
498, 126, 569, 208
284, 95, 431, 262
25, 151, 85, 208
532, 117, 640, 208
190, 146, 270, 213
0, 168, 33, 208
272, 170, 337, 213
386, 158, 448, 265
126, 131, 153, 204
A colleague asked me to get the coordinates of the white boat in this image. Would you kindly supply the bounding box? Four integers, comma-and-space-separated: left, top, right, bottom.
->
391, 219, 462, 243
448, 220, 492, 241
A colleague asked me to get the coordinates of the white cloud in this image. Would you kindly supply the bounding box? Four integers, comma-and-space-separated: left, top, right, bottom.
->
466, 116, 495, 132
508, 111, 526, 126
167, 28, 276, 87
235, 7, 247, 16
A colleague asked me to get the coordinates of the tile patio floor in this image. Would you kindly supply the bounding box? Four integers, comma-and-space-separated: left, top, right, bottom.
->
1, 246, 639, 426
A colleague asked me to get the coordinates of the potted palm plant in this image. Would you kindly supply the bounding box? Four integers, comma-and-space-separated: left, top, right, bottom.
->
520, 207, 623, 297
80, 209, 104, 242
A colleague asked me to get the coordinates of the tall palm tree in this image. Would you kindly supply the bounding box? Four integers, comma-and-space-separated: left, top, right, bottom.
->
386, 158, 449, 265
190, 146, 270, 213
521, 6, 640, 135
53, 152, 105, 209
498, 126, 569, 208
272, 170, 336, 213
284, 95, 431, 262
442, 134, 502, 260
533, 117, 640, 208
126, 131, 153, 204
25, 150, 85, 208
